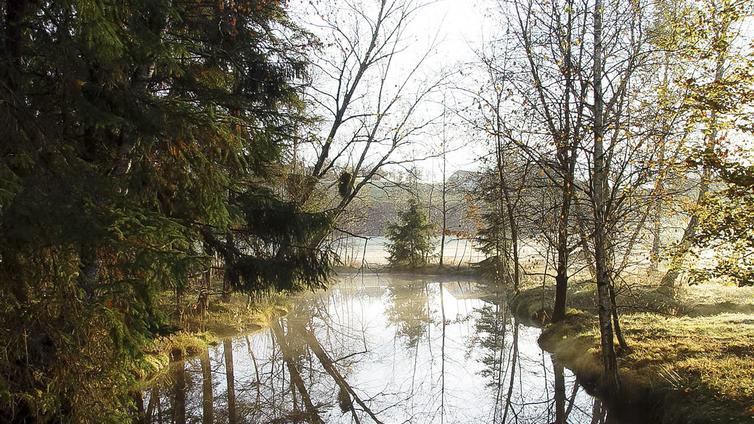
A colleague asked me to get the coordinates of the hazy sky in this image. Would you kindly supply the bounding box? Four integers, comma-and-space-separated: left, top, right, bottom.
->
291, 1, 754, 182
408, 0, 493, 180
290, 0, 497, 182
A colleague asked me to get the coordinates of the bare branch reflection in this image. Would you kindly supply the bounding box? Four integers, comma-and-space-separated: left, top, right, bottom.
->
141, 274, 644, 423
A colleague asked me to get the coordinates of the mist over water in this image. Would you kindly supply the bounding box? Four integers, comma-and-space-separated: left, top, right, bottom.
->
141, 273, 626, 423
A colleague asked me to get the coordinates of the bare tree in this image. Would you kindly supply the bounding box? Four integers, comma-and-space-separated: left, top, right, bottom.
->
439, 103, 449, 267
296, 0, 446, 226
454, 32, 535, 292
489, 0, 658, 383
584, 0, 670, 386
590, 0, 620, 390
479, 0, 593, 317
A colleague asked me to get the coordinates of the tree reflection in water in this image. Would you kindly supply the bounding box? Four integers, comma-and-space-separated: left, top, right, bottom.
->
385, 279, 432, 349
139, 273, 629, 423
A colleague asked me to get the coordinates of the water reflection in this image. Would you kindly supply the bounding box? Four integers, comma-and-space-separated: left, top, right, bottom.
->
138, 274, 627, 423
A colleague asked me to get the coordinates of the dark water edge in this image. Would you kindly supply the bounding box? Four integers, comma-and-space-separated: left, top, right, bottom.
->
135, 273, 662, 424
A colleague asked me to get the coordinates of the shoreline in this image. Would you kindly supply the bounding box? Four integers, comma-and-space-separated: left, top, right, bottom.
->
138, 266, 481, 381
510, 283, 754, 424
139, 274, 754, 424
136, 294, 291, 386
136, 267, 483, 387
334, 264, 484, 278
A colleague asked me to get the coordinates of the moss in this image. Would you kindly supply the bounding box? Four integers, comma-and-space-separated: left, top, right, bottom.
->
136, 292, 291, 384
134, 331, 216, 384
514, 283, 754, 424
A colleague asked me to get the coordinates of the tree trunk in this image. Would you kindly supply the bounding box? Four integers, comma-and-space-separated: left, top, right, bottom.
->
440, 111, 448, 267
270, 320, 323, 423
223, 340, 237, 424
303, 328, 383, 424
440, 281, 446, 423
609, 283, 630, 351
552, 0, 577, 322
501, 319, 519, 424
222, 233, 234, 302
553, 358, 566, 424
552, 165, 573, 322
510, 220, 521, 292
660, 52, 724, 291
173, 361, 186, 424
593, 0, 620, 392
575, 207, 597, 279
650, 146, 665, 272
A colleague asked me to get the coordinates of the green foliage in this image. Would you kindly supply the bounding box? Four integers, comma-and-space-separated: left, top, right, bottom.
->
385, 198, 435, 267
0, 0, 331, 421
694, 161, 754, 287
476, 171, 511, 279
677, 0, 754, 132
223, 188, 334, 293
675, 0, 754, 287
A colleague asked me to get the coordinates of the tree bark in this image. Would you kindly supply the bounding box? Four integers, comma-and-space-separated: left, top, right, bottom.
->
173, 361, 186, 424
609, 283, 630, 351
593, 0, 620, 392
440, 118, 447, 267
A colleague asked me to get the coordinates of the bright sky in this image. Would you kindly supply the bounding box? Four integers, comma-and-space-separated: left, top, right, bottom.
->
407, 0, 493, 181
289, 0, 497, 183
290, 1, 753, 182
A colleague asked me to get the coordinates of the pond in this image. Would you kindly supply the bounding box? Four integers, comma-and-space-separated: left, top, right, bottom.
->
139, 273, 644, 423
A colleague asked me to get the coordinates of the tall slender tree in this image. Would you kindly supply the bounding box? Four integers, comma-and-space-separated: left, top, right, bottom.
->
591, 0, 620, 390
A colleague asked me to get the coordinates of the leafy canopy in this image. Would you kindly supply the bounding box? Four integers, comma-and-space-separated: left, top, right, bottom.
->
0, 0, 332, 420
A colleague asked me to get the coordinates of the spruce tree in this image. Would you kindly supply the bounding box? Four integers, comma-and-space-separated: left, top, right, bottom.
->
0, 1, 331, 420
386, 198, 435, 268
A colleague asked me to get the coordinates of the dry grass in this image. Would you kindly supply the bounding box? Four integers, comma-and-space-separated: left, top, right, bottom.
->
621, 313, 754, 401
181, 294, 288, 337
517, 281, 754, 423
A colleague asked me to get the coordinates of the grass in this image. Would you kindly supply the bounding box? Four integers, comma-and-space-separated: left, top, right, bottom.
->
513, 280, 754, 424
177, 293, 289, 337
136, 291, 290, 383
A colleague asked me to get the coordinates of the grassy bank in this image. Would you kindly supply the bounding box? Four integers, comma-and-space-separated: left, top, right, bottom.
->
135, 292, 290, 384
512, 281, 754, 424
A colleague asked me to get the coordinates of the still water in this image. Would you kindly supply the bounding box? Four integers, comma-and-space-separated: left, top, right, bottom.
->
140, 273, 627, 423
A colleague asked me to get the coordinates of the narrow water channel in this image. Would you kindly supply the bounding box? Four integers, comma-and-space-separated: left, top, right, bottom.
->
140, 273, 635, 423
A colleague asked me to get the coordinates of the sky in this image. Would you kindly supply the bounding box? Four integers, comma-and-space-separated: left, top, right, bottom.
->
289, 0, 497, 183
406, 0, 494, 180
289, 1, 754, 183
